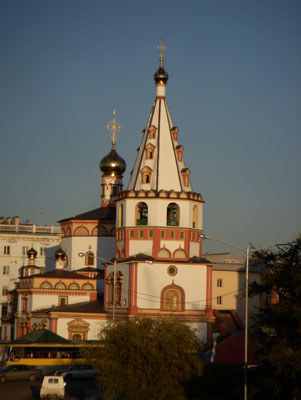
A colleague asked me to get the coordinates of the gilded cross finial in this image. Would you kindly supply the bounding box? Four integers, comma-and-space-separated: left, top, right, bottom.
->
106, 109, 122, 147
157, 36, 166, 67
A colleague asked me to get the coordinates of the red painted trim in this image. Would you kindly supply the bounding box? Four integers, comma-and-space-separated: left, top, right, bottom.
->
128, 263, 138, 315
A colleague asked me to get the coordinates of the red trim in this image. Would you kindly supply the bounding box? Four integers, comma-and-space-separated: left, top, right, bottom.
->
128, 263, 138, 314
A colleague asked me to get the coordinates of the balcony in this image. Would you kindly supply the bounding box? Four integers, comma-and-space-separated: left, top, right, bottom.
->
136, 219, 148, 226
167, 219, 178, 226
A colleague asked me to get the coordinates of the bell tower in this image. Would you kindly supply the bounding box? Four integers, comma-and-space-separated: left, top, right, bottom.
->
105, 40, 214, 342
99, 110, 126, 208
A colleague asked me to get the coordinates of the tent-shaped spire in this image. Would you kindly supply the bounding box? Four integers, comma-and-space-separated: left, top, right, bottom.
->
127, 39, 192, 193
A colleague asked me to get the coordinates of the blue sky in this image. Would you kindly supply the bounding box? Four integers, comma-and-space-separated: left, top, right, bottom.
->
1, 0, 300, 253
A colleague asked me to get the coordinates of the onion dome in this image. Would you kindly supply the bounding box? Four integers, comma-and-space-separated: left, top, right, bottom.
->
154, 37, 168, 85
27, 247, 37, 260
99, 145, 126, 177
55, 247, 66, 262
154, 65, 169, 85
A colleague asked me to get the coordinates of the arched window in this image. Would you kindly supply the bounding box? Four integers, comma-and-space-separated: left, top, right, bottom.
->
148, 125, 157, 139
74, 226, 89, 236
157, 247, 171, 258
161, 284, 185, 311
118, 204, 124, 227
56, 282, 66, 290
193, 205, 198, 228
167, 203, 179, 226
106, 273, 114, 305
69, 283, 79, 290
82, 283, 93, 290
85, 252, 94, 266
141, 166, 152, 184
112, 185, 118, 196
173, 248, 186, 259
116, 271, 124, 306
136, 202, 148, 225
181, 168, 190, 187
145, 143, 155, 160
171, 126, 179, 141
176, 145, 183, 161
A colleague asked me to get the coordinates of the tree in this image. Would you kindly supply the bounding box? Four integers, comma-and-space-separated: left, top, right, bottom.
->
82, 318, 204, 400
249, 236, 301, 400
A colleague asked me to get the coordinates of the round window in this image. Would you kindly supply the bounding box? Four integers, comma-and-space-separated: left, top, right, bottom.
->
167, 265, 177, 276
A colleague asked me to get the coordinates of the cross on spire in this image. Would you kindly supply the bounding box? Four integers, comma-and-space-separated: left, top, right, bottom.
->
106, 109, 122, 147
157, 36, 166, 67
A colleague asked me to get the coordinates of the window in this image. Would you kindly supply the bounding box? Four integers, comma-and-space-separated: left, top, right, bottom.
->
3, 266, 9, 275
192, 206, 198, 228
170, 231, 175, 239
171, 127, 179, 141
56, 283, 66, 290
130, 230, 134, 238
2, 305, 7, 317
167, 265, 177, 276
145, 143, 155, 160
180, 232, 184, 239
22, 246, 28, 255
118, 204, 124, 227
167, 203, 179, 226
2, 288, 8, 296
139, 230, 144, 238
41, 282, 51, 289
161, 230, 165, 238
217, 296, 222, 305
181, 168, 191, 187
148, 125, 157, 139
82, 283, 93, 290
176, 145, 183, 161
4, 246, 10, 255
59, 296, 68, 306
140, 166, 152, 185
69, 283, 79, 290
149, 230, 153, 238
217, 279, 223, 288
40, 247, 46, 256
112, 185, 118, 196
136, 202, 148, 225
85, 251, 94, 266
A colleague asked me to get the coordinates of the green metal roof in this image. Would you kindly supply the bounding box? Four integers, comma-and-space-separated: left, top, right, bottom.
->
12, 329, 71, 344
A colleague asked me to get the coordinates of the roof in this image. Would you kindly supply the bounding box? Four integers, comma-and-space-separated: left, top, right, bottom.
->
58, 206, 115, 223
26, 269, 96, 280
34, 300, 105, 314
77, 267, 101, 272
12, 329, 70, 344
127, 62, 194, 193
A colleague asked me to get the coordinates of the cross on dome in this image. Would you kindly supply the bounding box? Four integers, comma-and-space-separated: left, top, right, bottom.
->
157, 36, 166, 67
106, 109, 122, 147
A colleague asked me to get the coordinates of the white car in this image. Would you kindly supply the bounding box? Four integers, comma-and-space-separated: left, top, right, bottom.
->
40, 375, 66, 400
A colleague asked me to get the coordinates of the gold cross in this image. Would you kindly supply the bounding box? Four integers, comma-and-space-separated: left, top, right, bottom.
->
157, 36, 166, 59
106, 109, 122, 145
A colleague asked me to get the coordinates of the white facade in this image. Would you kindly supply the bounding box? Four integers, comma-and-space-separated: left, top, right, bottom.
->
0, 218, 60, 323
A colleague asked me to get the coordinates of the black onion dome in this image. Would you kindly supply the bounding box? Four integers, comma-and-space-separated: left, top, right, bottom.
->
99, 147, 126, 177
154, 66, 169, 85
55, 247, 66, 261
27, 247, 37, 259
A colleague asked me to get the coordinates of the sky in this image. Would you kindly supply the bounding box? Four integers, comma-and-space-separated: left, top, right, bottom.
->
0, 0, 300, 254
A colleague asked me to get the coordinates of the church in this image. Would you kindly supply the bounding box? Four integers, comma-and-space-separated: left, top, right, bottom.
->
2, 40, 242, 346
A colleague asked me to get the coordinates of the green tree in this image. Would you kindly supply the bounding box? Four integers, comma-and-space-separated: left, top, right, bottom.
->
83, 318, 204, 400
249, 237, 301, 400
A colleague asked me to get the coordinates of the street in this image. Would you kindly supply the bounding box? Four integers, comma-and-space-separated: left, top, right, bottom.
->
0, 377, 101, 400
